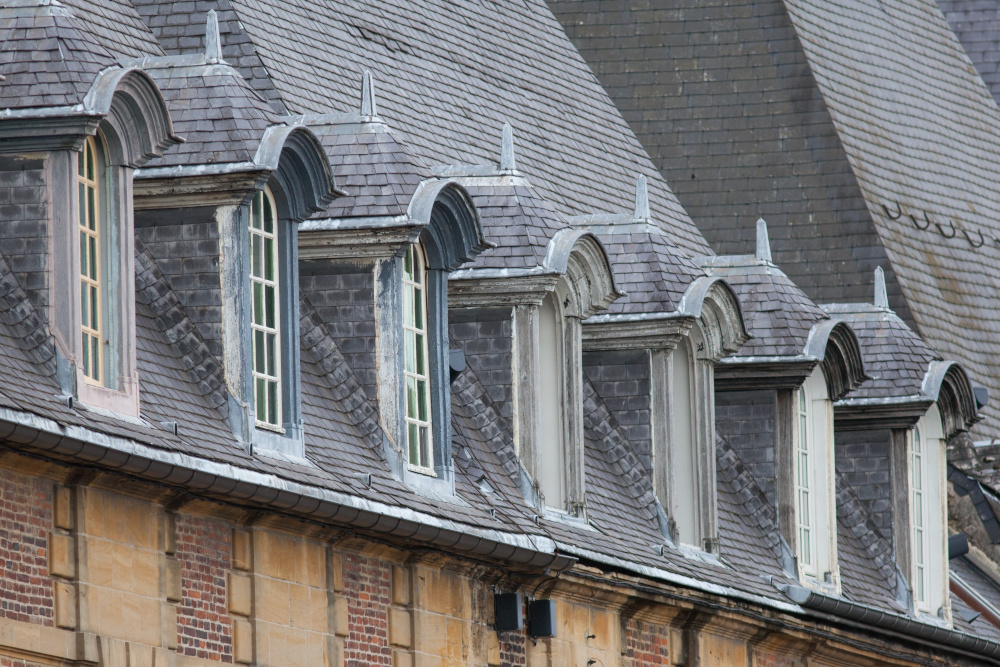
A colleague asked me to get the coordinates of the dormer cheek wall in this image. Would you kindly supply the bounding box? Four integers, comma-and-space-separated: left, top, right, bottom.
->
0, 154, 49, 322
582, 350, 652, 471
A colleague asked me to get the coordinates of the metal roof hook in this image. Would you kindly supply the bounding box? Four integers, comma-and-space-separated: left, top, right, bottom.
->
963, 228, 985, 248
934, 218, 956, 239
909, 210, 930, 230
882, 200, 903, 220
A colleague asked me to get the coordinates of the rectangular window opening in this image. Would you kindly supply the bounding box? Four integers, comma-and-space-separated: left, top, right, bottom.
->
403, 244, 434, 473
250, 188, 282, 430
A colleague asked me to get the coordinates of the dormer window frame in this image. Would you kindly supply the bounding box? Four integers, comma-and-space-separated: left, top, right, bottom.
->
249, 186, 284, 431
403, 242, 435, 474
908, 405, 949, 621
789, 366, 839, 591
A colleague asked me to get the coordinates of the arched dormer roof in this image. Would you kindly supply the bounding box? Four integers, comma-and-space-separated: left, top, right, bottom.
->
924, 361, 980, 437
678, 277, 750, 362
543, 229, 620, 318
408, 180, 490, 271
257, 125, 337, 221
804, 319, 868, 401
86, 68, 180, 168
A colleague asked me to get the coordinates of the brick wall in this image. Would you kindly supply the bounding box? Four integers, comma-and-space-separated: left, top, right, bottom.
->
623, 619, 670, 667
753, 649, 798, 667
0, 156, 48, 321
835, 429, 892, 540
136, 218, 223, 359
0, 469, 52, 626
583, 350, 652, 471
498, 629, 525, 667
176, 515, 233, 662
450, 307, 513, 422
300, 266, 377, 402
342, 553, 391, 666
716, 390, 777, 507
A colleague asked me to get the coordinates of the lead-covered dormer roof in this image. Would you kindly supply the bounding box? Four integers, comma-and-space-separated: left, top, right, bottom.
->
0, 0, 117, 111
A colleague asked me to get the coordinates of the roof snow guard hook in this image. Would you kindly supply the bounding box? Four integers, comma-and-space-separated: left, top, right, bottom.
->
882, 200, 903, 220
910, 210, 931, 230
963, 228, 985, 248
933, 216, 956, 239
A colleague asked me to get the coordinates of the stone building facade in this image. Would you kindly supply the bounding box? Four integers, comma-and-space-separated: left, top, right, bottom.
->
0, 1, 999, 667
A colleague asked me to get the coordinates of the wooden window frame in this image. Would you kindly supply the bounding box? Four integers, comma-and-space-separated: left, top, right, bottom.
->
249, 187, 282, 430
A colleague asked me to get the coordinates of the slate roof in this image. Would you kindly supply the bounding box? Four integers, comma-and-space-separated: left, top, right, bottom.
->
703, 255, 829, 359
548, 0, 1000, 439
60, 0, 164, 60
822, 302, 938, 400
132, 0, 710, 256
0, 1, 116, 111
939, 2, 1000, 107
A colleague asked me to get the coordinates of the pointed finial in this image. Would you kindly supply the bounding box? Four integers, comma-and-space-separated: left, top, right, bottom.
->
874, 266, 890, 310
500, 123, 516, 171
755, 218, 772, 262
360, 70, 377, 117
633, 174, 650, 220
205, 10, 222, 61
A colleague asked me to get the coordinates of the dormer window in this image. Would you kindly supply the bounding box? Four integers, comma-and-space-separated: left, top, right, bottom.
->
669, 336, 700, 546
792, 367, 838, 588
249, 187, 282, 429
910, 405, 947, 618
403, 243, 434, 472
78, 136, 104, 385
537, 292, 568, 509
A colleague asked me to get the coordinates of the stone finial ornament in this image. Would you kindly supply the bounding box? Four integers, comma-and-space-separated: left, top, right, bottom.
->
633, 174, 649, 220
206, 10, 222, 61
500, 122, 516, 171
874, 266, 890, 310
755, 217, 772, 263
361, 70, 377, 117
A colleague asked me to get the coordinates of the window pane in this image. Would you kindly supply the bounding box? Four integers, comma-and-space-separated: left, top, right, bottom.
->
403, 286, 413, 327
251, 193, 261, 230
91, 337, 100, 381
415, 334, 425, 373
408, 423, 418, 465
265, 332, 276, 375
89, 236, 97, 279
256, 378, 265, 416
417, 379, 428, 420
406, 377, 417, 419
90, 286, 99, 329
82, 332, 89, 376
81, 283, 89, 326
78, 184, 86, 226
267, 381, 278, 424
88, 188, 96, 231
264, 237, 274, 280
251, 235, 262, 278
253, 282, 263, 325
86, 142, 94, 180
265, 285, 275, 329
263, 194, 274, 234
404, 246, 412, 277
414, 289, 423, 329
404, 331, 415, 373
254, 330, 265, 371
419, 426, 430, 467
78, 149, 85, 177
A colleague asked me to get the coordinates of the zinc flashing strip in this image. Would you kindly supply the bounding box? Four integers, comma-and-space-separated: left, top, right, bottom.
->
0, 405, 571, 571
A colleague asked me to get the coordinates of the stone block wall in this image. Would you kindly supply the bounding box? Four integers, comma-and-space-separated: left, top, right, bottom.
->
449, 307, 514, 423
835, 429, 892, 540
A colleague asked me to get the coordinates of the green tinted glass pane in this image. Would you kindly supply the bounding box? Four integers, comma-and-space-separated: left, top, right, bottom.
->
253, 283, 263, 325
264, 237, 274, 280
417, 379, 427, 420
92, 337, 100, 380
404, 246, 412, 277
798, 453, 808, 486
256, 378, 265, 416
408, 423, 418, 464
405, 331, 415, 373
251, 193, 261, 230
913, 463, 922, 489
81, 282, 89, 326
88, 188, 96, 231
267, 381, 278, 424
415, 334, 425, 373
263, 195, 273, 234
403, 286, 413, 327
254, 330, 265, 371
80, 230, 87, 275
265, 285, 275, 329
419, 427, 430, 467
89, 236, 97, 279
90, 286, 99, 328
82, 333, 90, 375
251, 235, 261, 277
78, 184, 86, 226
265, 332, 276, 375
406, 377, 417, 419
78, 149, 85, 177
914, 499, 923, 525
414, 289, 423, 329
800, 493, 810, 524
86, 142, 94, 180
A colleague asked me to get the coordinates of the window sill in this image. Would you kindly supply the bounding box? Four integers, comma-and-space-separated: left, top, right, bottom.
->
540, 506, 595, 531
407, 464, 438, 477
255, 421, 286, 434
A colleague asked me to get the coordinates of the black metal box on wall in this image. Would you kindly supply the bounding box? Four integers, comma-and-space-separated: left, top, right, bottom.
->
494, 592, 523, 631
528, 599, 556, 637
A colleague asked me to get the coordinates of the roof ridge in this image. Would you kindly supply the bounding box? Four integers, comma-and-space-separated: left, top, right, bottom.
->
133, 236, 228, 419
298, 292, 383, 452
835, 470, 898, 591
0, 247, 57, 376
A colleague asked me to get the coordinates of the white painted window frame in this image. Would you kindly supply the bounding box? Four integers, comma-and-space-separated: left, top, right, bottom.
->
403, 243, 435, 474
249, 186, 282, 430
911, 405, 949, 621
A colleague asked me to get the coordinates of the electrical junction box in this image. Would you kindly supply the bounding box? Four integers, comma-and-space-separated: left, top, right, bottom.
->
528, 599, 556, 637
494, 592, 523, 632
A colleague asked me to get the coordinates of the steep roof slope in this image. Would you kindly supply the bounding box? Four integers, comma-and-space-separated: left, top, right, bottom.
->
130, 0, 710, 255
938, 1, 1000, 106
549, 0, 1000, 438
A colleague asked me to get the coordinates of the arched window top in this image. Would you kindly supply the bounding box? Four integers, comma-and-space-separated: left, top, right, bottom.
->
403, 243, 434, 472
